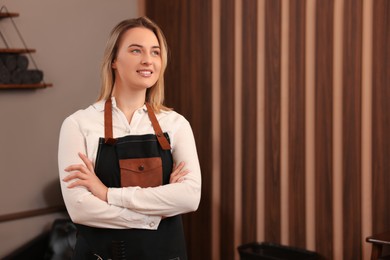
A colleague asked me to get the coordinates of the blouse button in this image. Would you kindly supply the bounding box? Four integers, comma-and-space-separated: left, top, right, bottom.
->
149, 222, 155, 227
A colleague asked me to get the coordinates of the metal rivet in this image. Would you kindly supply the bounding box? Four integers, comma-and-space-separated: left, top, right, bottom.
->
138, 165, 144, 171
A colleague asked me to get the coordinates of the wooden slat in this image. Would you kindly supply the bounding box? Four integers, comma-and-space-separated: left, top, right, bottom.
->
0, 205, 66, 223
264, 0, 282, 243
342, 0, 363, 259
145, 1, 213, 259
0, 12, 19, 18
0, 83, 52, 89
315, 0, 334, 258
372, 0, 390, 234
241, 0, 258, 245
219, 0, 236, 259
0, 48, 36, 53
185, 1, 213, 259
288, 0, 306, 248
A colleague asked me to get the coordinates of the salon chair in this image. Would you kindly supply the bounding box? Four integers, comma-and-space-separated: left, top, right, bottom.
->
3, 219, 76, 260
366, 231, 390, 260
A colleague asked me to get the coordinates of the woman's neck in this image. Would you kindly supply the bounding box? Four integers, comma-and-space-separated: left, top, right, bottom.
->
111, 84, 147, 123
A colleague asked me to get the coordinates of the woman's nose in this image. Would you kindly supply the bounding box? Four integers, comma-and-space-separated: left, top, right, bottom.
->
141, 54, 152, 65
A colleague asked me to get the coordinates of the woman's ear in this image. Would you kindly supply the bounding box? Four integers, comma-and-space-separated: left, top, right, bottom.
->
111, 60, 117, 69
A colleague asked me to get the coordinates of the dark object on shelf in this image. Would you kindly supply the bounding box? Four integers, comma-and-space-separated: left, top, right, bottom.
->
0, 53, 29, 72
10, 69, 43, 84
0, 58, 10, 82
3, 219, 77, 260
238, 242, 322, 260
0, 53, 18, 71
0, 53, 42, 84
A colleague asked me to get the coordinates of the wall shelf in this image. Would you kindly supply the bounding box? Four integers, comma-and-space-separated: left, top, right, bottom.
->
0, 12, 19, 18
0, 48, 36, 53
0, 7, 52, 89
0, 83, 52, 89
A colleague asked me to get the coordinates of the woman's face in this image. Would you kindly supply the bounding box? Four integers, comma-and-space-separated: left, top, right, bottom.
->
112, 27, 161, 90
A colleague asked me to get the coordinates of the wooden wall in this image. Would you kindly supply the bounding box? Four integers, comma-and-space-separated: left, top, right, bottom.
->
143, 0, 390, 259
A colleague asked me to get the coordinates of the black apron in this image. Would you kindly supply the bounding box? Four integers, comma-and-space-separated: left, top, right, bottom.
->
72, 99, 187, 260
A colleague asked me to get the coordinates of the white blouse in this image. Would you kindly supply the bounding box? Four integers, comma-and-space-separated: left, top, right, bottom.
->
58, 97, 201, 230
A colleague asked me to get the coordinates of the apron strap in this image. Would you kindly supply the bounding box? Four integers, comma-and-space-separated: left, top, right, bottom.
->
145, 103, 171, 150
104, 99, 117, 145
104, 98, 171, 150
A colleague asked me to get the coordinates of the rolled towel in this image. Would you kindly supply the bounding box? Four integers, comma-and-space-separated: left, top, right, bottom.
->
0, 54, 17, 72
0, 59, 11, 84
10, 69, 25, 84
16, 55, 29, 71
22, 69, 43, 84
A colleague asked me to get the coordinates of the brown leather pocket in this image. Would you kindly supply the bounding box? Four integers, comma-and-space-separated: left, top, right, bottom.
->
119, 157, 163, 188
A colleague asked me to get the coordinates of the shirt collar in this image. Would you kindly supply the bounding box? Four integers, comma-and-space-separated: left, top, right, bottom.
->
92, 97, 147, 113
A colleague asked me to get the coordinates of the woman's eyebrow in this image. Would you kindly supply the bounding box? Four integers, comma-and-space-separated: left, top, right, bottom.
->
128, 44, 160, 49
128, 44, 143, 48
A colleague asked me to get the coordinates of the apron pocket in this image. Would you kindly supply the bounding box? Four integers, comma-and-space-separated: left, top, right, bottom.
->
119, 157, 163, 188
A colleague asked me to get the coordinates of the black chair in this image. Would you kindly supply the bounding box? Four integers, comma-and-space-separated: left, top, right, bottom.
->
366, 231, 390, 260
3, 219, 76, 260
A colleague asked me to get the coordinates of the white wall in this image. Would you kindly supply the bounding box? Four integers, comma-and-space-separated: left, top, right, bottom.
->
0, 0, 138, 257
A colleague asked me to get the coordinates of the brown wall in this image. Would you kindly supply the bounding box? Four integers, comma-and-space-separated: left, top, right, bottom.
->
144, 0, 390, 259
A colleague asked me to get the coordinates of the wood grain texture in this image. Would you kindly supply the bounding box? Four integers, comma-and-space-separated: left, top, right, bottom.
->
145, 1, 213, 259
143, 1, 390, 259
241, 0, 258, 245
342, 0, 363, 259
264, 0, 282, 243
315, 0, 334, 258
372, 0, 390, 234
220, 0, 236, 259
288, 0, 306, 249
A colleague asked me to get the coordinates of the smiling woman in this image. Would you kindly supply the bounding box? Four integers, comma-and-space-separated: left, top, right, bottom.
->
58, 17, 201, 260
111, 27, 162, 112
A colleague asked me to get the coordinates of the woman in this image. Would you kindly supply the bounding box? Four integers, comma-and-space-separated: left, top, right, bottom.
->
58, 17, 201, 260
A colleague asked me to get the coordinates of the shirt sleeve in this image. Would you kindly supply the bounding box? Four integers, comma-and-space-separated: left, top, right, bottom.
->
107, 119, 201, 217
58, 116, 161, 229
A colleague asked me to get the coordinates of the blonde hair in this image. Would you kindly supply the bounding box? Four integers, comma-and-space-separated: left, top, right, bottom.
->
97, 17, 170, 112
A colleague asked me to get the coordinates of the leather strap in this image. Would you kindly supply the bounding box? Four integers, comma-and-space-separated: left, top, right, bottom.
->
145, 103, 171, 150
104, 99, 117, 145
104, 98, 171, 150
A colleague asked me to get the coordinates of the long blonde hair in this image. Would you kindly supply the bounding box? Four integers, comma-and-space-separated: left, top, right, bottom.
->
97, 17, 170, 112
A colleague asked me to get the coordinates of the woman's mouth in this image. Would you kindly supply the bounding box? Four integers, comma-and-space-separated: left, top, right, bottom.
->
137, 70, 153, 77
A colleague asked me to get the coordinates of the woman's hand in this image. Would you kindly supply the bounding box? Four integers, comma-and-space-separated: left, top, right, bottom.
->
63, 153, 108, 202
170, 162, 189, 184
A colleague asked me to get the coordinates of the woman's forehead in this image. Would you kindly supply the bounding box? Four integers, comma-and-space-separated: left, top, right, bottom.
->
119, 27, 159, 48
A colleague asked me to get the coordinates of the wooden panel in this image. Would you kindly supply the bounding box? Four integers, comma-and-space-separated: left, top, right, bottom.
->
143, 1, 390, 258
0, 205, 66, 222
264, 0, 282, 243
288, 0, 306, 248
342, 0, 362, 259
372, 0, 390, 234
184, 2, 213, 260
145, 1, 213, 259
241, 0, 258, 245
315, 0, 334, 258
220, 0, 236, 258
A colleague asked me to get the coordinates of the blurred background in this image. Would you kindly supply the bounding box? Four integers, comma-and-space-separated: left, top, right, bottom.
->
0, 1, 389, 260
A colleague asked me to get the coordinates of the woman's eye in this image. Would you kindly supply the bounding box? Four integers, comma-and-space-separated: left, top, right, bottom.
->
131, 49, 141, 54
152, 50, 160, 56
